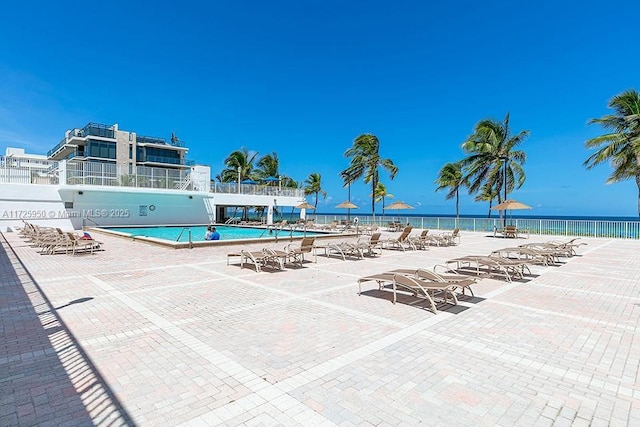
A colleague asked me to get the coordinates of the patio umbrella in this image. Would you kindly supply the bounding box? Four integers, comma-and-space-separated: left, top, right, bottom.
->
262, 176, 280, 185
386, 201, 413, 210
241, 179, 257, 184
335, 200, 359, 224
335, 201, 358, 209
295, 201, 314, 210
490, 199, 532, 224
385, 201, 413, 222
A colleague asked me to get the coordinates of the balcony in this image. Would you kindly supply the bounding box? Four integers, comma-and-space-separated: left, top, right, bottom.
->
137, 135, 185, 148
47, 138, 78, 159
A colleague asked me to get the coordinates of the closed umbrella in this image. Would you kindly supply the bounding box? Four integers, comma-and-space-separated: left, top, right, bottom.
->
490, 199, 532, 224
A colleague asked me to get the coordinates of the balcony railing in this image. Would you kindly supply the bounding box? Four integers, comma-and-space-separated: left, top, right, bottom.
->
144, 155, 183, 165
81, 123, 115, 139
137, 135, 185, 147
0, 156, 59, 184
210, 182, 305, 198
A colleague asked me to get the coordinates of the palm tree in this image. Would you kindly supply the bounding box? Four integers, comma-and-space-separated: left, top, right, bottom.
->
341, 134, 398, 219
255, 152, 279, 180
303, 173, 327, 214
219, 147, 258, 182
460, 113, 529, 224
435, 162, 468, 219
474, 183, 500, 218
372, 182, 394, 218
584, 89, 640, 218
461, 113, 528, 201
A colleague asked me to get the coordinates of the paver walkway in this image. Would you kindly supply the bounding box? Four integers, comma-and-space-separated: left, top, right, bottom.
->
1, 229, 639, 426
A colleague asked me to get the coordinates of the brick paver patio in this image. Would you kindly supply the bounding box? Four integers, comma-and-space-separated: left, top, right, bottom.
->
1, 228, 639, 426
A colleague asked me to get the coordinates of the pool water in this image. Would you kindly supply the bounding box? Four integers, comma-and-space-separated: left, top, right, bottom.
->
106, 225, 321, 242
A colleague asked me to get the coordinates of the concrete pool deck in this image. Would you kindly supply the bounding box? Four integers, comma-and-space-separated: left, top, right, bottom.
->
1, 229, 639, 425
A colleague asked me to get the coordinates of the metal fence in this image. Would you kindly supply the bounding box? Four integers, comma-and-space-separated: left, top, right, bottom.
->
307, 214, 640, 239
0, 158, 59, 185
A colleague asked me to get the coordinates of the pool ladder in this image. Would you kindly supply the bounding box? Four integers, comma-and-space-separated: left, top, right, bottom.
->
176, 227, 193, 248
260, 224, 295, 242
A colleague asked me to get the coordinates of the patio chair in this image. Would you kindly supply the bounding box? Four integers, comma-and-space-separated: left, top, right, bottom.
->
284, 236, 317, 266
314, 241, 363, 260
444, 255, 525, 282
316, 220, 339, 231
520, 238, 586, 257
354, 232, 383, 256
357, 272, 459, 314
240, 249, 270, 272
64, 232, 103, 255
389, 267, 477, 296
362, 223, 379, 235
432, 228, 460, 246
386, 226, 416, 251
408, 229, 435, 250
545, 238, 587, 256
493, 246, 559, 266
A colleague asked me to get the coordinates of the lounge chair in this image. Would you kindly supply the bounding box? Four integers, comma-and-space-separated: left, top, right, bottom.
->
492, 246, 559, 266
407, 230, 436, 250
284, 236, 317, 266
354, 232, 383, 256
386, 226, 415, 251
240, 249, 270, 272
387, 221, 403, 232
444, 255, 527, 282
362, 223, 379, 235
316, 220, 339, 231
240, 249, 285, 272
314, 241, 363, 260
389, 267, 477, 296
357, 272, 459, 314
520, 238, 586, 257
432, 228, 460, 246
64, 232, 102, 255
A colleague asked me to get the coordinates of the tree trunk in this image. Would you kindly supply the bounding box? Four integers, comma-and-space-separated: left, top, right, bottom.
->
371, 177, 377, 220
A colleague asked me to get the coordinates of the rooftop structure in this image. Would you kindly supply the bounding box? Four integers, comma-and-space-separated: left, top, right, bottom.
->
47, 122, 193, 169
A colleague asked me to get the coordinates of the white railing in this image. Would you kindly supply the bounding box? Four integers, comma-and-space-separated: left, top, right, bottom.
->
0, 158, 59, 185
210, 182, 305, 198
304, 214, 640, 240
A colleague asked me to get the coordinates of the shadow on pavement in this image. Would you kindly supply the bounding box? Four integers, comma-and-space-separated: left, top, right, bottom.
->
0, 233, 135, 426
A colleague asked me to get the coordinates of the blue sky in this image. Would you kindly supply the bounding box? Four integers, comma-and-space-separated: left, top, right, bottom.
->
1, 1, 639, 218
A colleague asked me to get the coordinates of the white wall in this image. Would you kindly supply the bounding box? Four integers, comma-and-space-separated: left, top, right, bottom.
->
0, 183, 73, 230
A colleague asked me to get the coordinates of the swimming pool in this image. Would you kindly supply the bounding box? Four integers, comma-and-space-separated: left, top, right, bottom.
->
105, 225, 323, 242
